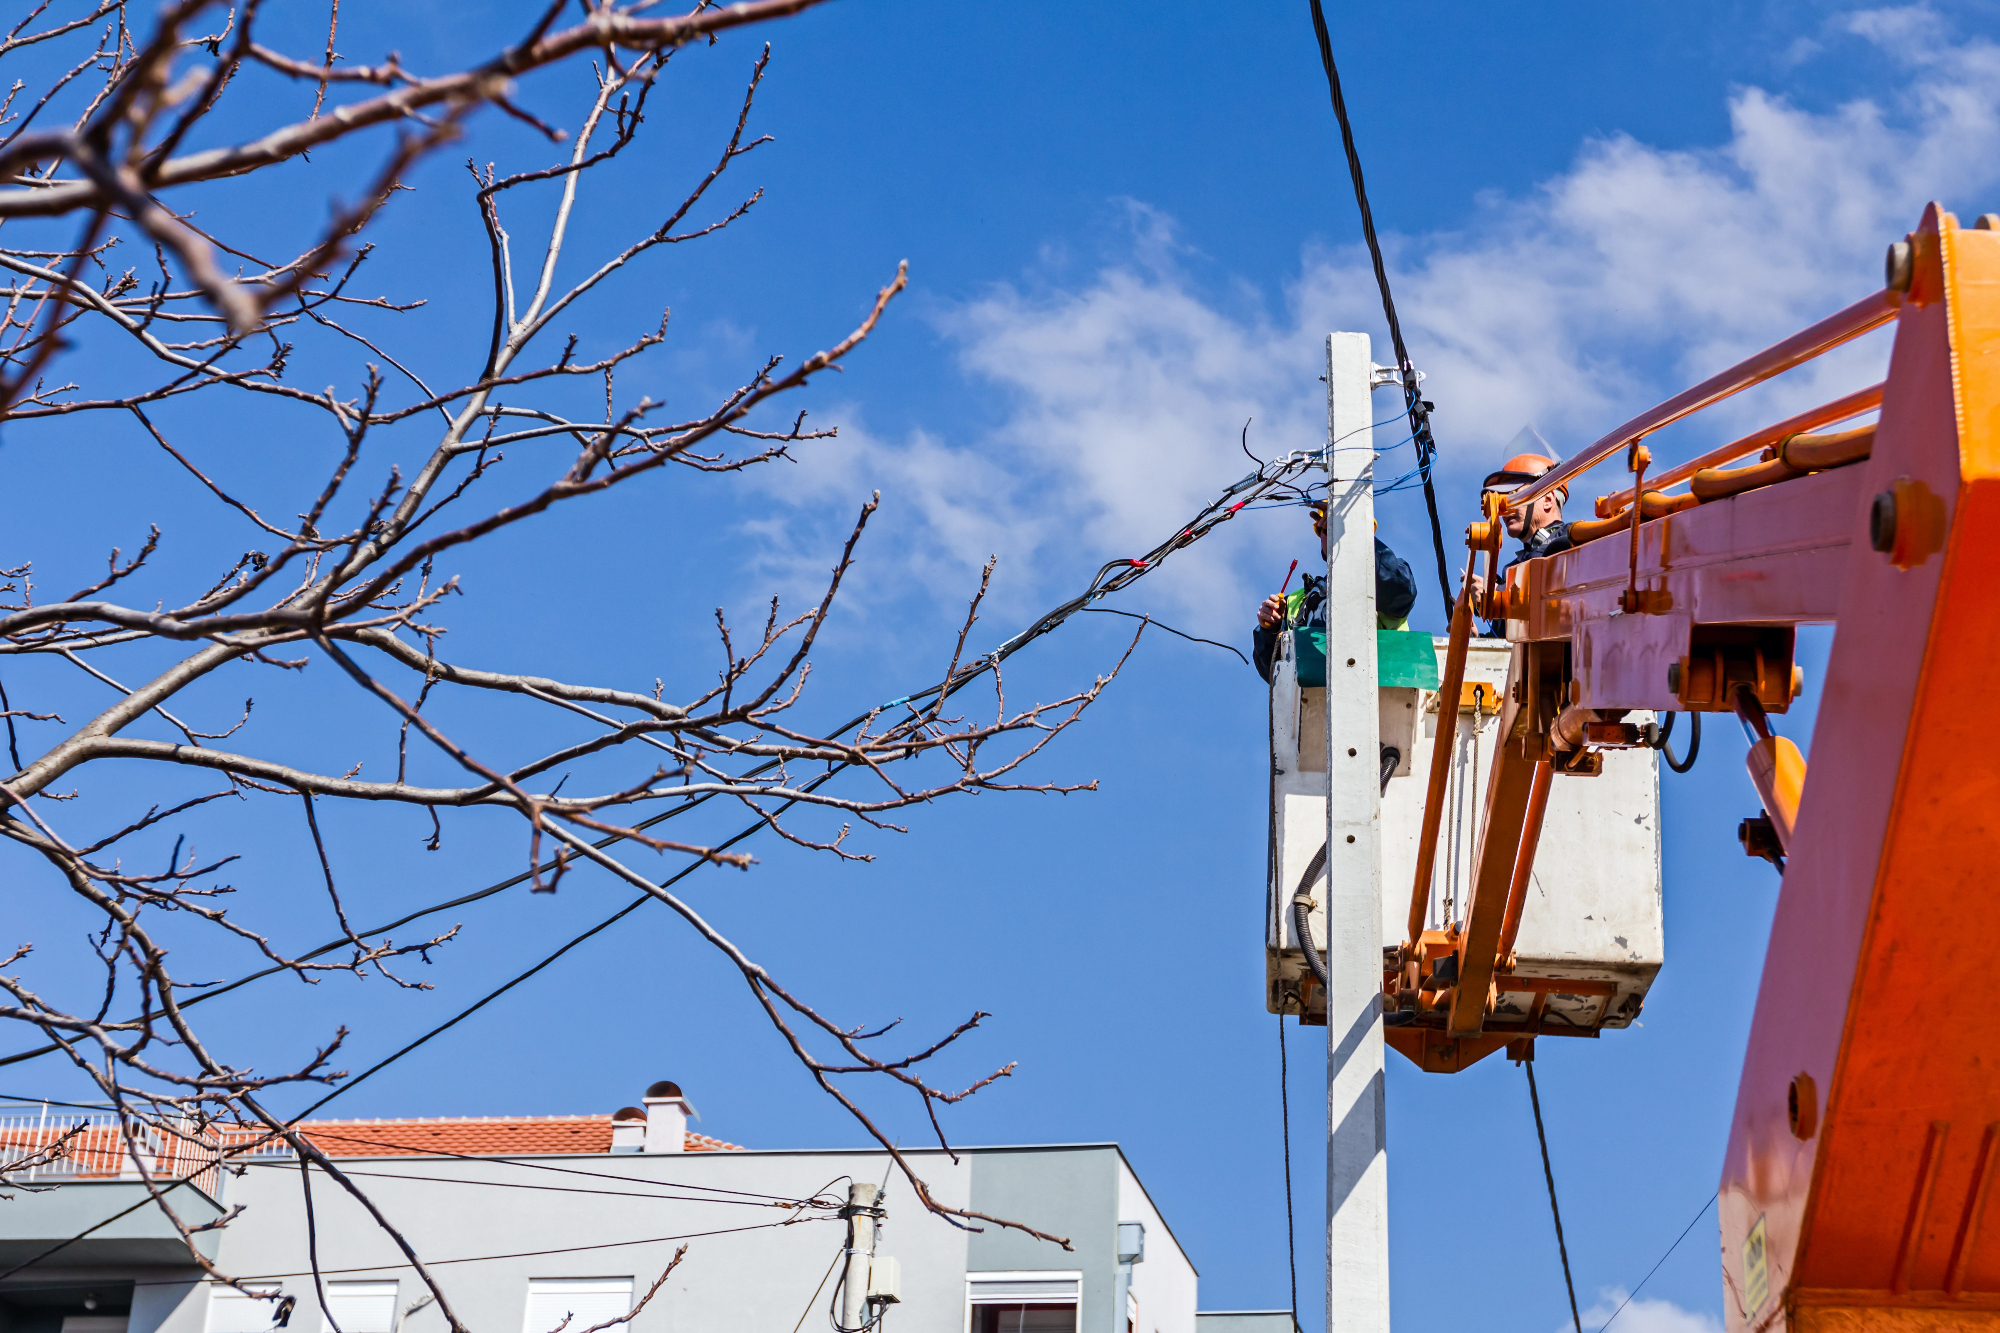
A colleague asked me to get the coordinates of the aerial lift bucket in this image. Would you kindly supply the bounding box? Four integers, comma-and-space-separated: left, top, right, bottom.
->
1265, 620, 1664, 1073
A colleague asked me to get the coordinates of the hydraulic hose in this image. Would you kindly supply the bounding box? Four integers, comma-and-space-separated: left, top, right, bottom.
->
1654, 711, 1702, 774
1292, 842, 1332, 993
1291, 751, 1399, 997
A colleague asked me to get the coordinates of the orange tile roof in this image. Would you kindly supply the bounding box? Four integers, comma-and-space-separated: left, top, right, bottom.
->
295, 1115, 741, 1158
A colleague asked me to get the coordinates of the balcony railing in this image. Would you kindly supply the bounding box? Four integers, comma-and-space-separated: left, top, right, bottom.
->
0, 1104, 288, 1200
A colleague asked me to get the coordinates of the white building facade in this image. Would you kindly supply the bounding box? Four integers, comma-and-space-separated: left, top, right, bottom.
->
0, 1088, 1213, 1333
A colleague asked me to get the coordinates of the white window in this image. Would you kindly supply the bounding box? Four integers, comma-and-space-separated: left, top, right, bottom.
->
324, 1282, 400, 1333
206, 1288, 285, 1333
967, 1273, 1082, 1333
523, 1279, 634, 1333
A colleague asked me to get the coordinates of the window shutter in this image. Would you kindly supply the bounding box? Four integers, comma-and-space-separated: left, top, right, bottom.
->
967, 1278, 1080, 1304
205, 1288, 284, 1333
324, 1282, 400, 1333
523, 1279, 635, 1333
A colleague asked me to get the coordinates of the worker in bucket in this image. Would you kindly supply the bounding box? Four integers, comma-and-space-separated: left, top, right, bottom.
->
1470, 450, 1571, 636
1252, 498, 1417, 682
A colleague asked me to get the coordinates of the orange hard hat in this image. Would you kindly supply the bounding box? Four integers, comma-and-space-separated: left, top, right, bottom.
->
1482, 452, 1565, 496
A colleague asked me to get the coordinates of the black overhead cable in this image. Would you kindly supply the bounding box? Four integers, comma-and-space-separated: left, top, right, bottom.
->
1595, 1191, 1718, 1333
0, 450, 1320, 1077
118, 1217, 831, 1286
319, 1166, 817, 1208
1527, 1063, 1584, 1333
256, 1131, 825, 1204
1278, 1011, 1302, 1333
256, 458, 1325, 1123
0, 452, 1325, 1282
1305, 0, 1456, 622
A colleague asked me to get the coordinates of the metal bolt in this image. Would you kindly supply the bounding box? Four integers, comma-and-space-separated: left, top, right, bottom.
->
1886, 238, 1914, 292
1870, 490, 1898, 553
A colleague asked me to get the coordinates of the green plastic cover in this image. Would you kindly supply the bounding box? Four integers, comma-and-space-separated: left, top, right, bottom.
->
1289, 628, 1440, 689
1293, 628, 1327, 686
1376, 629, 1442, 689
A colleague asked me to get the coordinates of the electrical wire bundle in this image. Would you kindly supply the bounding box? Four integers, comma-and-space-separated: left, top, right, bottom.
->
929, 447, 1327, 700
0, 439, 1337, 1198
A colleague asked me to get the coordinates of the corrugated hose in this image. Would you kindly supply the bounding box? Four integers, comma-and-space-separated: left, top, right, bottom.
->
1290, 748, 1399, 997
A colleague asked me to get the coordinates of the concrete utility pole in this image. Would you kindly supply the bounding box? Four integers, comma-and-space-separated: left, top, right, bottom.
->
839, 1181, 880, 1330
1322, 332, 1390, 1332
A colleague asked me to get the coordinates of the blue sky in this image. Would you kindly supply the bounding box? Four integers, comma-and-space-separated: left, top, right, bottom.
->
4, 2, 2000, 1331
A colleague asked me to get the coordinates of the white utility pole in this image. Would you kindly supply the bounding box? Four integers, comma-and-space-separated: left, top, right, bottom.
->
839, 1181, 879, 1330
1322, 332, 1390, 1333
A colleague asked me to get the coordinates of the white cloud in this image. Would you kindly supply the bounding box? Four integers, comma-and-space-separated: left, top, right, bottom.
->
758, 7, 2000, 641
1575, 1290, 1724, 1333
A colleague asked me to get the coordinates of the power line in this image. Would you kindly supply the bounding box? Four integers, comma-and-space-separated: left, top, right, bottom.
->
0, 447, 1320, 1078
0, 1167, 218, 1279
128, 1217, 836, 1286
1596, 1192, 1719, 1333
282, 455, 1316, 1116
258, 1128, 830, 1204
1526, 1062, 1583, 1333
312, 1167, 822, 1209
0, 765, 857, 1282
1304, 0, 1455, 622
792, 1242, 848, 1333
0, 1093, 114, 1110
0, 449, 1321, 1276
1078, 608, 1249, 666
1278, 1010, 1301, 1333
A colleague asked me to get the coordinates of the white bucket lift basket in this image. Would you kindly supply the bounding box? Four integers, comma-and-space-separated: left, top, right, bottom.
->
1266, 630, 1663, 1040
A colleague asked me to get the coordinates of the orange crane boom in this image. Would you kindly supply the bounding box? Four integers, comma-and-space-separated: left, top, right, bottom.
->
1408, 203, 2000, 1331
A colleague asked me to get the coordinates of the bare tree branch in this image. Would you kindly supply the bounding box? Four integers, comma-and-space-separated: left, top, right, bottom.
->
0, 0, 1121, 1290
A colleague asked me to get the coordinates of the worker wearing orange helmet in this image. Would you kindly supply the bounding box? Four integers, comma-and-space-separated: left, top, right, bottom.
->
1470, 451, 1571, 635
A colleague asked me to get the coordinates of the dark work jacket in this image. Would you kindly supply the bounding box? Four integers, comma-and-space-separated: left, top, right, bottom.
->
1482, 520, 1572, 637
1252, 538, 1419, 682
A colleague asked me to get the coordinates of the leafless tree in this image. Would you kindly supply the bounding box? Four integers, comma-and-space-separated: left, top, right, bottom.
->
0, 0, 1120, 1313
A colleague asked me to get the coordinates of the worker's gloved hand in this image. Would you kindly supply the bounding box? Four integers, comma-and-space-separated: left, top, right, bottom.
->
1257, 593, 1286, 629
1466, 569, 1491, 608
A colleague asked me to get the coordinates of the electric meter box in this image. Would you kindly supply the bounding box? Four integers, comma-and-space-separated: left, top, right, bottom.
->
1266, 633, 1663, 1034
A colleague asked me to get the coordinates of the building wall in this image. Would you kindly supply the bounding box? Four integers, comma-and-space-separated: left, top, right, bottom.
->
154, 1149, 974, 1333
968, 1148, 1115, 1333
965, 1147, 1198, 1333
1116, 1158, 1197, 1333
3, 1144, 1199, 1333
1192, 1314, 1292, 1333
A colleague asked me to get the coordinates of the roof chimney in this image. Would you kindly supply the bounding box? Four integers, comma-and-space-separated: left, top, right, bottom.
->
641, 1080, 693, 1154
609, 1106, 647, 1154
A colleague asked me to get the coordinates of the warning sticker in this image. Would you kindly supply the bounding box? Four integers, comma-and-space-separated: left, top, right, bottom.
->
1743, 1214, 1770, 1319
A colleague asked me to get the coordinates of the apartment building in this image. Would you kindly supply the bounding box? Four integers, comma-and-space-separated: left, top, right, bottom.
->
0, 1082, 1265, 1333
